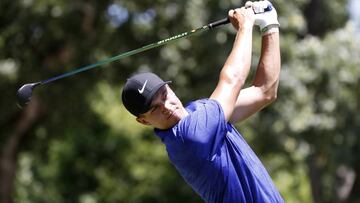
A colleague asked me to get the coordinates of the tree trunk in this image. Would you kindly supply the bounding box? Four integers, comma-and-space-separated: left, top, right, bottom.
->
0, 98, 41, 203
307, 153, 325, 203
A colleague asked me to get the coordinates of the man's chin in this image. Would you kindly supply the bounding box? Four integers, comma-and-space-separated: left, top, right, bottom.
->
159, 120, 179, 130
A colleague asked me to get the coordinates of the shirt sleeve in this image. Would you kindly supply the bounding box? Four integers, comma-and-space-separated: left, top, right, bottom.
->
176, 99, 228, 160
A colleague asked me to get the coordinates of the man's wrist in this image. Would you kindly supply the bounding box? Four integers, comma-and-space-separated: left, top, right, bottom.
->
261, 25, 279, 36
237, 22, 254, 32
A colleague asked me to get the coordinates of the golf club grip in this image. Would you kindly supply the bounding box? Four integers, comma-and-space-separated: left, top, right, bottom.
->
208, 18, 230, 29
208, 3, 273, 29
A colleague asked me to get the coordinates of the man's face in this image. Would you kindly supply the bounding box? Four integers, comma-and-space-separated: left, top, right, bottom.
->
136, 84, 188, 130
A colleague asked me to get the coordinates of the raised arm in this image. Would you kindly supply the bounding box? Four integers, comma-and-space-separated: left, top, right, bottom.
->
229, 0, 281, 124
210, 7, 255, 121
229, 31, 280, 124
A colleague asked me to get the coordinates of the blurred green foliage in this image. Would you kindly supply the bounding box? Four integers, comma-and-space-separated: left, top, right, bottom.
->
1, 0, 359, 202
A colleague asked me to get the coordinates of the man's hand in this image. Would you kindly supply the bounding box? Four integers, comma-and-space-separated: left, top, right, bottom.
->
228, 7, 255, 31
245, 0, 279, 34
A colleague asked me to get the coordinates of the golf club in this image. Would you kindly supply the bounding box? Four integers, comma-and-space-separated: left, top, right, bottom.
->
17, 5, 272, 108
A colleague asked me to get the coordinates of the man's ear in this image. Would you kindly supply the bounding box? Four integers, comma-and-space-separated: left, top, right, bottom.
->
136, 117, 151, 126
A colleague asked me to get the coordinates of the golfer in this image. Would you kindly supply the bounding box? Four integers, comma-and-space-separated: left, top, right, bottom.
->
121, 1, 283, 202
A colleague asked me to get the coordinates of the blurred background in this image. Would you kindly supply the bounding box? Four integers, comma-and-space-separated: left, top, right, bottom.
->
1, 0, 359, 202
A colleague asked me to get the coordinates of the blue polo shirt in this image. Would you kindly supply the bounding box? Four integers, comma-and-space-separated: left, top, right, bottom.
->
154, 99, 284, 203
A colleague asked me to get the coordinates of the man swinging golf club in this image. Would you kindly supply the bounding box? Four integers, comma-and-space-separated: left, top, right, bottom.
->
122, 1, 283, 202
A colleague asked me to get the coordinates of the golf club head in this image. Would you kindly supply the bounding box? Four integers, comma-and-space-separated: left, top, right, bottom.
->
17, 82, 41, 108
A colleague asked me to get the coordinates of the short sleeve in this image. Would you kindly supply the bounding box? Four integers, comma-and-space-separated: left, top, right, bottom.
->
176, 99, 228, 159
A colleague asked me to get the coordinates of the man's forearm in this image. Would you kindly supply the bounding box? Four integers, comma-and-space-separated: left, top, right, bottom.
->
253, 29, 280, 97
210, 7, 256, 121
221, 25, 254, 86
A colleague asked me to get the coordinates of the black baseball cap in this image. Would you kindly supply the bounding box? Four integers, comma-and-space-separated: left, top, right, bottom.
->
121, 72, 171, 117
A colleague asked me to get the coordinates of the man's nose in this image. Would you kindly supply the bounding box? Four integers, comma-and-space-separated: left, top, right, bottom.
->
160, 100, 171, 112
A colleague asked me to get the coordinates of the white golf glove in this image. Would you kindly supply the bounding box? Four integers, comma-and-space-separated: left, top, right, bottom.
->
245, 0, 280, 34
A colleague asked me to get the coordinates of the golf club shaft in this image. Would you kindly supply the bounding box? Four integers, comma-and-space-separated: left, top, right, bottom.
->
40, 18, 230, 85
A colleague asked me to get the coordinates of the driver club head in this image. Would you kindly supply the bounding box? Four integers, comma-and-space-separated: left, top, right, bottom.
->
16, 82, 41, 108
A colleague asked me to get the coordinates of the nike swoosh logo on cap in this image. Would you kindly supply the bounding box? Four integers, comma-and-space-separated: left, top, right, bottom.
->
138, 80, 148, 94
